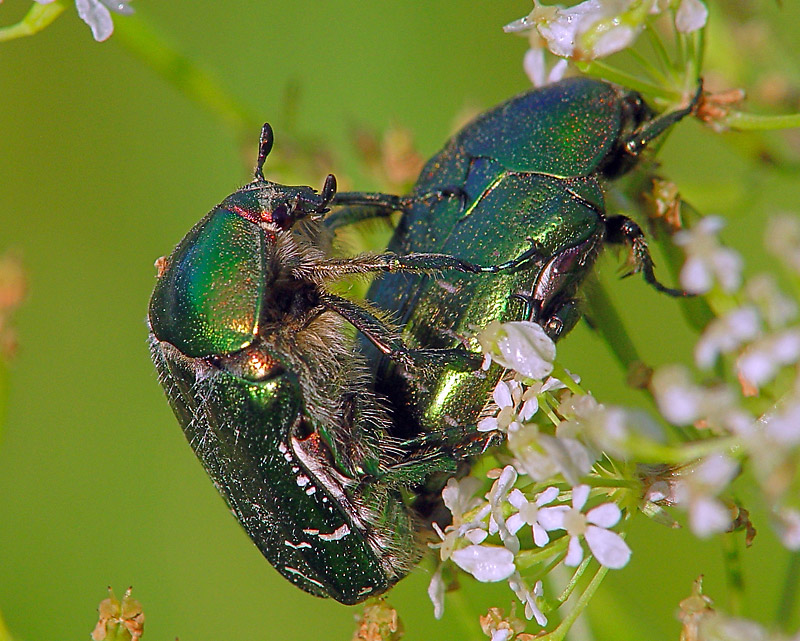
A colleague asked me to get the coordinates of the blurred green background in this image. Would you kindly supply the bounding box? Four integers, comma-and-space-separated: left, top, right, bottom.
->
1, 1, 800, 639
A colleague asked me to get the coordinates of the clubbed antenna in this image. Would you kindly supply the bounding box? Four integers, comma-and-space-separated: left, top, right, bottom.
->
254, 123, 274, 182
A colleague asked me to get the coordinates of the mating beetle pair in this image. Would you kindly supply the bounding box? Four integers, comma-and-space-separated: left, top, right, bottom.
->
148, 77, 697, 604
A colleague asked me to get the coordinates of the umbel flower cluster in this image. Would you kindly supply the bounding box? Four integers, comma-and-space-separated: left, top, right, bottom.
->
426, 212, 800, 637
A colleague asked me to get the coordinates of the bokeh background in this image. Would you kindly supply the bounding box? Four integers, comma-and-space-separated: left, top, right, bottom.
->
1, 1, 800, 639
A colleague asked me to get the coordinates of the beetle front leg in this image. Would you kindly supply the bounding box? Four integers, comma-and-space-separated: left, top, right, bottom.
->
294, 242, 541, 282
326, 188, 468, 229
318, 292, 482, 372
606, 215, 692, 297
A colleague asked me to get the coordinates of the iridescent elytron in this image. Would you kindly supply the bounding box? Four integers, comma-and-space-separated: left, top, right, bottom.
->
332, 76, 696, 442
148, 125, 521, 603
149, 77, 696, 603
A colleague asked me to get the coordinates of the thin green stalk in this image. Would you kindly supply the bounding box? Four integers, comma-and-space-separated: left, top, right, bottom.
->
551, 363, 585, 396
722, 111, 800, 131
644, 23, 679, 85
576, 61, 677, 102
775, 552, 800, 631
554, 557, 592, 606
0, 609, 13, 641
540, 565, 609, 641
0, 1, 65, 42
581, 273, 641, 372
625, 48, 668, 86
113, 14, 260, 137
721, 532, 744, 616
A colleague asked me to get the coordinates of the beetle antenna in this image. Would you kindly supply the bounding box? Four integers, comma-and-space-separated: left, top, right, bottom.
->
318, 174, 337, 211
254, 123, 274, 182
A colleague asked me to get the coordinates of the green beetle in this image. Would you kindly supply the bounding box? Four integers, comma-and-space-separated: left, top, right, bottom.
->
331, 76, 697, 438
148, 125, 518, 603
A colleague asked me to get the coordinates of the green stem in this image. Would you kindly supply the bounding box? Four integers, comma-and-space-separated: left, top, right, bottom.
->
554, 557, 592, 606
448, 587, 484, 641
113, 13, 260, 137
539, 564, 609, 641
0, 608, 13, 641
550, 363, 585, 396
576, 60, 678, 102
721, 532, 744, 616
722, 111, 800, 131
775, 552, 800, 631
581, 273, 641, 372
0, 1, 66, 42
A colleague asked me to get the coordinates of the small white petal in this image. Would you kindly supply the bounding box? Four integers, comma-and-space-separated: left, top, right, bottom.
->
451, 545, 516, 582
536, 486, 560, 506
427, 565, 445, 619
538, 505, 568, 531
523, 47, 547, 88
477, 416, 499, 432
675, 0, 708, 32
689, 496, 731, 537
491, 630, 512, 641
506, 513, 525, 535
572, 484, 590, 510
775, 508, 800, 550
76, 0, 114, 41
587, 502, 621, 528
493, 381, 513, 409
466, 528, 488, 545
519, 396, 539, 421
565, 535, 584, 566
532, 523, 550, 547
680, 256, 713, 293
508, 488, 526, 509
585, 525, 632, 568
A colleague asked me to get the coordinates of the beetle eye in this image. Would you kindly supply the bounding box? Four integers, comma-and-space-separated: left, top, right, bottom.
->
270, 203, 291, 229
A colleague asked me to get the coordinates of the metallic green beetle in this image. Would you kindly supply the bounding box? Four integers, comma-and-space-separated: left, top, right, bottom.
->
148, 125, 519, 603
149, 77, 695, 604
331, 76, 697, 439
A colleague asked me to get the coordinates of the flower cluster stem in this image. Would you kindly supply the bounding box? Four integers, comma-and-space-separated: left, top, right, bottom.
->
0, 1, 65, 42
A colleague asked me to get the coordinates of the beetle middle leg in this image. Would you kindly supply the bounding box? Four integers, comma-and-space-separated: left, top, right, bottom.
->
319, 292, 483, 372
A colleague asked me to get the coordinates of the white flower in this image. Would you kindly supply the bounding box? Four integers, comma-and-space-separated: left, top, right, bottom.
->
504, 0, 706, 64
651, 365, 707, 425
522, 47, 568, 88
442, 476, 485, 522
774, 507, 800, 550
74, 0, 133, 41
737, 329, 800, 390
673, 454, 737, 538
765, 213, 800, 274
538, 485, 632, 568
507, 574, 547, 625
674, 216, 743, 294
506, 486, 560, 547
478, 380, 538, 433
651, 364, 737, 427
451, 545, 516, 582
745, 274, 797, 329
694, 306, 761, 369
477, 321, 556, 379
487, 466, 521, 554
675, 0, 708, 33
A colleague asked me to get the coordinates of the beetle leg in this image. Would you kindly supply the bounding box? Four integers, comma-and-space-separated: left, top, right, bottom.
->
605, 215, 693, 297
294, 244, 541, 282
326, 188, 468, 229
318, 292, 483, 372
